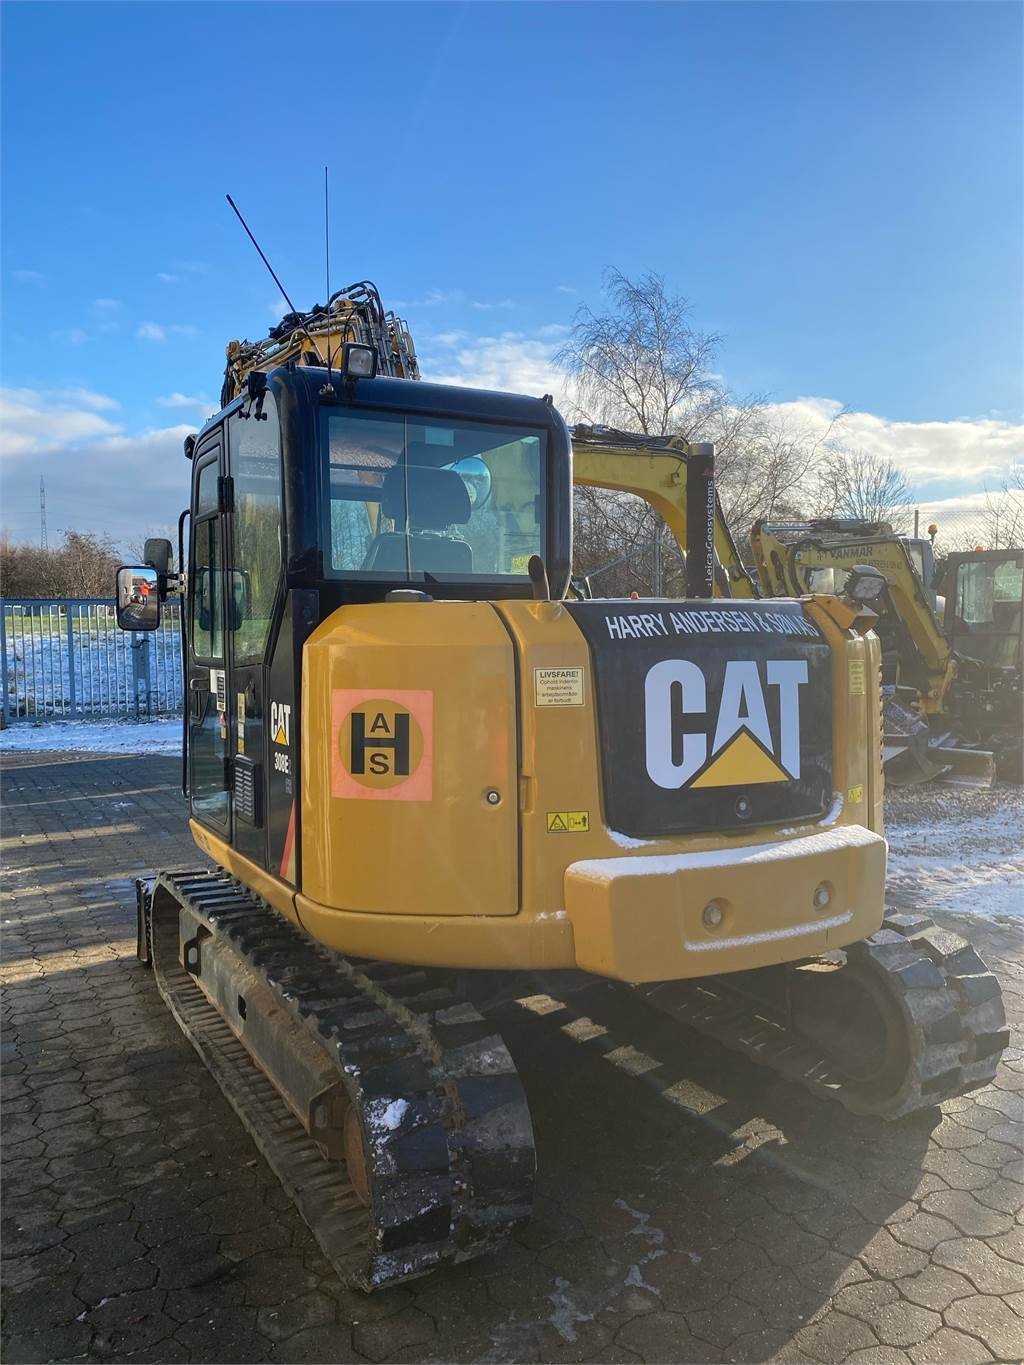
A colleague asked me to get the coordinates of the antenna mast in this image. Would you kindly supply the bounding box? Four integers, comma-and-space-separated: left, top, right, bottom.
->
39, 477, 48, 550
324, 166, 332, 380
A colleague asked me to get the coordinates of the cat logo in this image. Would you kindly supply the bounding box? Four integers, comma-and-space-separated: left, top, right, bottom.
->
331, 689, 433, 801
270, 702, 291, 748
644, 659, 807, 789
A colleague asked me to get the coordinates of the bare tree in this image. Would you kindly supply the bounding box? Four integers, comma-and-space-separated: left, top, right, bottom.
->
814, 448, 911, 530
0, 531, 124, 598
556, 269, 727, 436
559, 269, 851, 588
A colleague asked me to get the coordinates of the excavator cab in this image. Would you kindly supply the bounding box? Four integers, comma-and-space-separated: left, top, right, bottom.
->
120, 362, 572, 882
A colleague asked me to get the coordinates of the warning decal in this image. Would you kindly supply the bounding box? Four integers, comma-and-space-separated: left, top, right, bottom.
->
848, 658, 866, 695
332, 689, 433, 802
546, 810, 590, 833
534, 667, 585, 707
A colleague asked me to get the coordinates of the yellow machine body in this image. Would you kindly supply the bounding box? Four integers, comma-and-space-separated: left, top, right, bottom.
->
192, 592, 885, 984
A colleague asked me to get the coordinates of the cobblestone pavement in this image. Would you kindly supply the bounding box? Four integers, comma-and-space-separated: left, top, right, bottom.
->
2, 753, 1022, 1365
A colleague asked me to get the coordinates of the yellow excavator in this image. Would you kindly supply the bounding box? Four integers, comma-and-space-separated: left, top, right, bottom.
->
116, 285, 1007, 1292
749, 521, 1022, 784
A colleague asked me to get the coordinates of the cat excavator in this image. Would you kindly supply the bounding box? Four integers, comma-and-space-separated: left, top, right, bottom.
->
117, 285, 1007, 1292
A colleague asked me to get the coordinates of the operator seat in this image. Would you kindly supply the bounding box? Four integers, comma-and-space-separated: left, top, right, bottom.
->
362, 464, 473, 574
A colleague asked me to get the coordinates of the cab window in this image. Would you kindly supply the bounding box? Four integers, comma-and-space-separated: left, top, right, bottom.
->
229, 396, 283, 661
191, 457, 224, 660
322, 409, 545, 581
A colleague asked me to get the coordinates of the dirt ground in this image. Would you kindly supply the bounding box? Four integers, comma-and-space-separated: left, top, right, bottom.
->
2, 753, 1022, 1364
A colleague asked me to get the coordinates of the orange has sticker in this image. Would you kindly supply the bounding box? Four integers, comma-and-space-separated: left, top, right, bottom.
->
331, 689, 433, 801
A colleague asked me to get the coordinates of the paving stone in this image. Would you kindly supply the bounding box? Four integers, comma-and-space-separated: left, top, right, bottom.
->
685, 1294, 765, 1348
267, 1324, 367, 1362
0, 1324, 94, 1363
75, 1256, 159, 1306
794, 1311, 879, 1365
944, 1294, 1024, 1360
2, 1285, 87, 1333
235, 1250, 322, 1307
889, 1211, 959, 1253
842, 1350, 909, 1365
616, 1311, 724, 1362
87, 1289, 178, 1357
839, 1226, 930, 1279
908, 1327, 995, 1363
922, 1189, 1017, 1237
173, 1307, 269, 1362
987, 1225, 1024, 1266
352, 1306, 437, 1362
255, 1291, 337, 1343
933, 1237, 1024, 1294
896, 1265, 975, 1312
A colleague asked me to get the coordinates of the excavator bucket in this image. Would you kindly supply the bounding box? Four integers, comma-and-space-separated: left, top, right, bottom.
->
882, 699, 996, 788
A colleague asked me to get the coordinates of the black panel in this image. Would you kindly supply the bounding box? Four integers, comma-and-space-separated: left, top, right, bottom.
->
568, 599, 833, 838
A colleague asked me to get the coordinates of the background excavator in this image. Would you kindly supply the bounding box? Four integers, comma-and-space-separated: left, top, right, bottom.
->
116, 284, 1007, 1293
750, 521, 1023, 784
565, 455, 1022, 786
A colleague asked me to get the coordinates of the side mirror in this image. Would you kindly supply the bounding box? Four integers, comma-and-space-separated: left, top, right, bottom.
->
116, 566, 161, 631
144, 537, 174, 578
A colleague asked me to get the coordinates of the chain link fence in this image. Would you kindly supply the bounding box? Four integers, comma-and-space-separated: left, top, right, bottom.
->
1, 599, 183, 724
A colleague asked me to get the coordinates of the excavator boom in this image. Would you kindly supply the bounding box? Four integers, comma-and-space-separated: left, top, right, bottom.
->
570, 426, 759, 599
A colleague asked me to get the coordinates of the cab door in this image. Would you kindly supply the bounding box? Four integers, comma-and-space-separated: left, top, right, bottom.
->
187, 433, 231, 835
225, 393, 285, 870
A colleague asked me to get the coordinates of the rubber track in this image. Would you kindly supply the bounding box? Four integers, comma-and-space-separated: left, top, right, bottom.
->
636, 911, 1008, 1119
143, 870, 535, 1290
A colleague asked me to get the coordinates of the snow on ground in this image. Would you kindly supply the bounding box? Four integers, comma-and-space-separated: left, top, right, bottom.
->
885, 783, 1024, 924
0, 718, 182, 756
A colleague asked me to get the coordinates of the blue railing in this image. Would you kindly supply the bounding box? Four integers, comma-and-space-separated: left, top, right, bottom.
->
0, 598, 183, 724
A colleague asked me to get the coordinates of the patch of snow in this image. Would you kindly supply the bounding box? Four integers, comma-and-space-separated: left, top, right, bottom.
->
568, 824, 882, 884
547, 1277, 593, 1343
0, 718, 182, 755
885, 783, 1024, 924
382, 1099, 408, 1130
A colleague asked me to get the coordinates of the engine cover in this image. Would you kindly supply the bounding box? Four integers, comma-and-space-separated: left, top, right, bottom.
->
567, 599, 833, 837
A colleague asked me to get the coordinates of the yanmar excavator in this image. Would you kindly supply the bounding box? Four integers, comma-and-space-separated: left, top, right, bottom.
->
117, 284, 1007, 1292
750, 521, 1023, 784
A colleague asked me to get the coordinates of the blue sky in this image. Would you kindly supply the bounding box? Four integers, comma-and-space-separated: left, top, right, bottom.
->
2, 0, 1021, 547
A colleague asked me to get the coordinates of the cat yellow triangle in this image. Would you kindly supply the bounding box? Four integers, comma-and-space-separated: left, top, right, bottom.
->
691, 730, 789, 788
274, 726, 287, 746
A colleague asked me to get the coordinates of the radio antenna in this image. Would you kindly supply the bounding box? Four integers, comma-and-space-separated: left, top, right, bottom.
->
225, 193, 325, 367
323, 166, 333, 389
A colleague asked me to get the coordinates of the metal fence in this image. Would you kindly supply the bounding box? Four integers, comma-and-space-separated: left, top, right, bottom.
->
1, 599, 184, 724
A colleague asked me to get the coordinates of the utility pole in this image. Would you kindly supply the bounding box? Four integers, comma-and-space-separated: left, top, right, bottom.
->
40, 476, 48, 550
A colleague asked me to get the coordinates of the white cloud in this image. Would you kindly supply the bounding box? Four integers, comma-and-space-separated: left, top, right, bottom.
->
761, 396, 1024, 491
0, 386, 122, 458
156, 272, 179, 284
0, 385, 192, 545
137, 322, 198, 342
63, 388, 120, 412
422, 332, 1024, 501
471, 298, 515, 312
158, 392, 215, 418
425, 332, 566, 399
11, 269, 45, 283
93, 298, 119, 310
556, 284, 577, 295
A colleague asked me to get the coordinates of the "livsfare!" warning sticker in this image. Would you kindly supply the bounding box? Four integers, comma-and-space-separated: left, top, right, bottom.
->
534, 667, 585, 707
